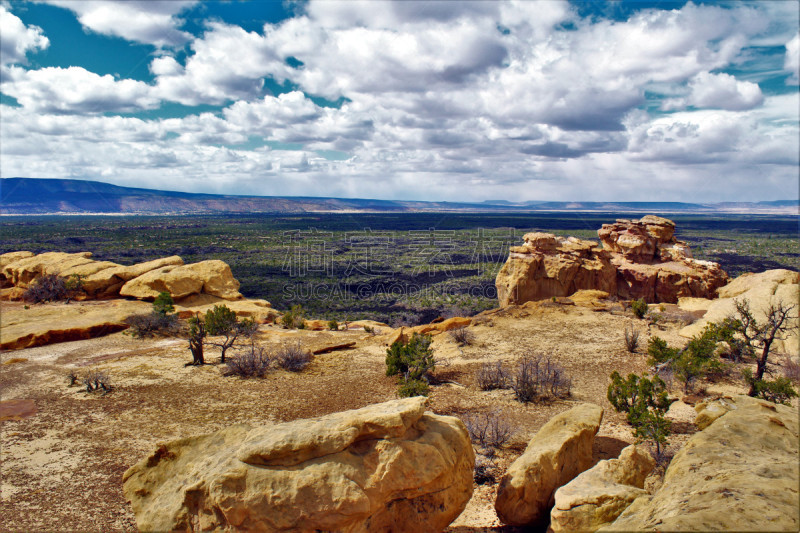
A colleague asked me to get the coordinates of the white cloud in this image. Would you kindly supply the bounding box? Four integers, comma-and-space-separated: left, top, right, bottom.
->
0, 5, 49, 65
785, 33, 800, 84
46, 0, 196, 47
152, 22, 287, 105
681, 72, 764, 111
0, 66, 159, 113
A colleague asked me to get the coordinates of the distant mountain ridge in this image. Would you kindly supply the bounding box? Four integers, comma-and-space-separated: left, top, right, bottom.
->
1, 178, 797, 215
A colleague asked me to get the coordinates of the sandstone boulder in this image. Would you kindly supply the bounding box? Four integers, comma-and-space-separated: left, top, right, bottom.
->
495, 403, 604, 527
694, 395, 738, 430
1, 251, 94, 287
175, 294, 279, 323
602, 396, 799, 532
496, 234, 616, 306
384, 317, 473, 345
679, 269, 799, 355
123, 397, 474, 533
550, 445, 655, 533
81, 256, 184, 298
119, 260, 242, 301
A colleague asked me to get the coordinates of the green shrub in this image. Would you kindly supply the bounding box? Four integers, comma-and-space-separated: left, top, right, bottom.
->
327, 319, 339, 331
398, 378, 429, 397
153, 291, 175, 316
386, 333, 435, 396
282, 304, 306, 329
608, 371, 673, 457
742, 369, 798, 405
631, 298, 648, 319
647, 331, 727, 393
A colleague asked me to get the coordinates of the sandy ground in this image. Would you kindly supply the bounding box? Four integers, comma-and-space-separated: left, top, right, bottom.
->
0, 298, 779, 532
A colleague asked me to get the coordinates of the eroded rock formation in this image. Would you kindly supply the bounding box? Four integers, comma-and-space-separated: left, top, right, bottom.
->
550, 445, 655, 533
601, 396, 799, 532
123, 397, 474, 533
494, 403, 603, 527
496, 216, 729, 306
0, 251, 243, 302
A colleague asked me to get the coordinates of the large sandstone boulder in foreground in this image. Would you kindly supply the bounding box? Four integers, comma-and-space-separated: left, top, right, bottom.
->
119, 259, 242, 300
550, 445, 654, 533
680, 269, 799, 355
495, 403, 603, 527
496, 233, 616, 306
602, 396, 799, 532
123, 397, 474, 533
496, 216, 728, 306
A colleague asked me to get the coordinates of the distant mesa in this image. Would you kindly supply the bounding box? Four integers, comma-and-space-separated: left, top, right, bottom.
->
496, 215, 730, 305
1, 178, 797, 215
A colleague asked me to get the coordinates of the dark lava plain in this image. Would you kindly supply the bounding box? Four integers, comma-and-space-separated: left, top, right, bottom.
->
2, 212, 797, 323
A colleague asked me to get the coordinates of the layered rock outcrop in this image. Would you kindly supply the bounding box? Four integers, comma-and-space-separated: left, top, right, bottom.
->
495, 234, 616, 306
495, 403, 603, 527
550, 445, 654, 533
496, 216, 728, 306
123, 397, 474, 533
602, 396, 799, 532
0, 251, 243, 302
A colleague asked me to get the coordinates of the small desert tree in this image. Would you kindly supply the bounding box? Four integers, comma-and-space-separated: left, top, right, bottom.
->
730, 298, 797, 399
647, 328, 726, 393
204, 305, 257, 364
187, 313, 206, 366
153, 291, 175, 316
608, 371, 673, 458
386, 333, 435, 397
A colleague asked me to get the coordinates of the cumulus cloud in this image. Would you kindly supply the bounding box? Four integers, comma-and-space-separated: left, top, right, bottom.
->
0, 6, 49, 65
785, 33, 799, 84
46, 0, 195, 47
0, 66, 159, 113
663, 72, 765, 111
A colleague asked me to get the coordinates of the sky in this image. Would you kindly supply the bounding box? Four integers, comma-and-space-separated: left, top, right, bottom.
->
0, 0, 798, 202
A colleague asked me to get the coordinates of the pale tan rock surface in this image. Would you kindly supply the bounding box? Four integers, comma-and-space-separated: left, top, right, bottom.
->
0, 300, 151, 350
550, 445, 654, 533
694, 395, 738, 430
494, 403, 603, 527
175, 294, 279, 323
81, 256, 184, 298
122, 397, 474, 533
602, 396, 799, 532
384, 317, 473, 345
680, 269, 799, 355
1, 251, 94, 287
119, 259, 242, 300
